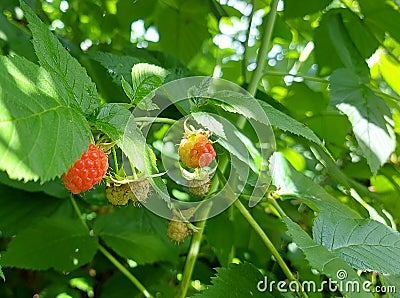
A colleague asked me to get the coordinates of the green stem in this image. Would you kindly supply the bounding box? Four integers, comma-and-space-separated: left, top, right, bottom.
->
69, 196, 153, 298
176, 147, 230, 297
369, 87, 400, 103
244, 5, 302, 291
70, 195, 88, 230
134, 117, 177, 124
263, 70, 329, 83
234, 200, 308, 298
247, 0, 280, 96
177, 206, 211, 298
129, 160, 139, 180
269, 196, 287, 218
242, 0, 255, 82
213, 171, 305, 296
112, 146, 119, 173
98, 245, 153, 298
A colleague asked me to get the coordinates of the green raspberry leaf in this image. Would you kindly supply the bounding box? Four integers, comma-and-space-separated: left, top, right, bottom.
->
129, 63, 168, 109
327, 14, 370, 82
314, 213, 400, 274
93, 205, 178, 264
284, 217, 374, 298
87, 51, 140, 84
0, 55, 91, 182
192, 263, 271, 298
257, 100, 323, 146
91, 103, 131, 141
271, 153, 361, 218
20, 1, 100, 115
284, 0, 331, 18
214, 90, 324, 146
0, 183, 64, 237
0, 215, 98, 271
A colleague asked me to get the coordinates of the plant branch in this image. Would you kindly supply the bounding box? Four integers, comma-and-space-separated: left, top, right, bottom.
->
268, 195, 287, 218
177, 210, 210, 298
247, 0, 280, 96
112, 146, 119, 172
98, 245, 153, 298
242, 0, 255, 82
70, 195, 89, 230
69, 195, 153, 298
211, 171, 305, 297
263, 70, 329, 83
234, 200, 308, 298
134, 117, 177, 124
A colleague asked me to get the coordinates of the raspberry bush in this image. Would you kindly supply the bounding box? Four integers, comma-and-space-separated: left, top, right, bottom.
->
1, 0, 400, 297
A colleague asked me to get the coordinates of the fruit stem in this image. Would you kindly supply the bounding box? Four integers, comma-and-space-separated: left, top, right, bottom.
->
69, 195, 154, 298
177, 205, 211, 298
129, 160, 139, 180
98, 245, 154, 298
268, 195, 287, 218
247, 0, 280, 97
234, 199, 308, 298
112, 146, 119, 172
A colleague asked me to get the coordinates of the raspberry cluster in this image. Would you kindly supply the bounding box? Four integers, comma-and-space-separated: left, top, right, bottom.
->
62, 144, 108, 194
178, 132, 216, 168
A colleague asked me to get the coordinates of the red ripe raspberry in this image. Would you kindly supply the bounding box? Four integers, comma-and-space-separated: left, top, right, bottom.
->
62, 144, 108, 194
178, 132, 216, 168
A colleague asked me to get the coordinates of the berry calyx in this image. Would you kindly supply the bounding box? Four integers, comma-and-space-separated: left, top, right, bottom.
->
178, 131, 216, 168
62, 143, 108, 194
187, 178, 211, 197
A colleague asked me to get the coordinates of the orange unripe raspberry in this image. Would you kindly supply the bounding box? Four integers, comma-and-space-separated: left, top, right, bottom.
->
62, 144, 108, 194
178, 132, 216, 168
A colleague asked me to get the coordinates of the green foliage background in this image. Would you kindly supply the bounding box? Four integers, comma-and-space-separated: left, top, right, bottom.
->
1, 0, 400, 297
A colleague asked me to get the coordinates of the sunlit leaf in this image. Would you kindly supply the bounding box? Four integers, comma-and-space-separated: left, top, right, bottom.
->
129, 63, 168, 110
21, 1, 100, 115
330, 68, 395, 174
0, 55, 90, 182
271, 152, 362, 218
